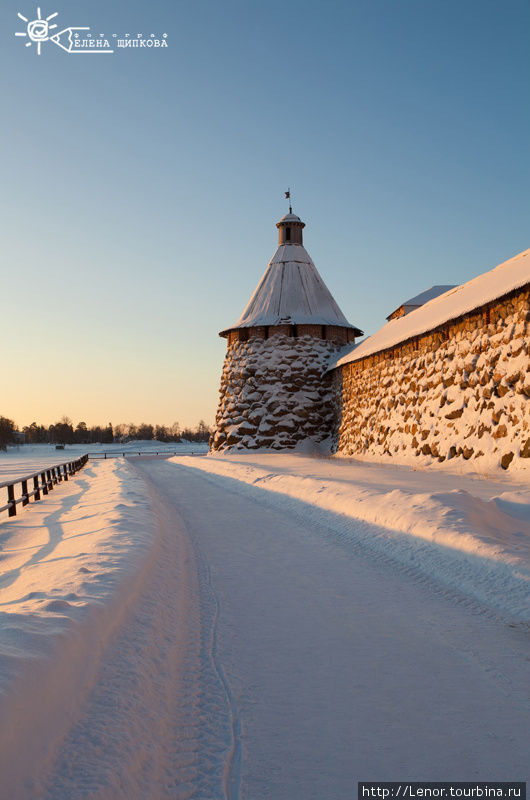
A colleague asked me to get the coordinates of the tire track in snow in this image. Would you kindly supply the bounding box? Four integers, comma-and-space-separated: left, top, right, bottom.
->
136, 459, 244, 800
135, 460, 243, 800
202, 559, 242, 800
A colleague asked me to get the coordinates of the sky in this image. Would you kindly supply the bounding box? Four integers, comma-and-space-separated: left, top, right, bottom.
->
2, 0, 529, 430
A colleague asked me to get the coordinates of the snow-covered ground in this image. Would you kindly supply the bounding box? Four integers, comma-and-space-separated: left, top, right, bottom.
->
0, 451, 528, 797
0, 441, 208, 481
0, 457, 158, 796
175, 453, 530, 621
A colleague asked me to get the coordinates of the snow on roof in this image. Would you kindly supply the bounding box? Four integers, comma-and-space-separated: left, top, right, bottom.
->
278, 213, 303, 223
221, 243, 363, 333
401, 285, 458, 307
334, 248, 530, 368
387, 285, 457, 319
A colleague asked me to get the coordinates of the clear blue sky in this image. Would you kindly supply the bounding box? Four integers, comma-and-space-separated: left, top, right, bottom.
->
2, 0, 529, 429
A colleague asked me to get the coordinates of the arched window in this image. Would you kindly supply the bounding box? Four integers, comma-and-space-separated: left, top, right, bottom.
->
285, 227, 291, 241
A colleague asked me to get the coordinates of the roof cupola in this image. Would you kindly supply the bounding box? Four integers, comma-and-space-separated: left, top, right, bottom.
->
276, 212, 305, 246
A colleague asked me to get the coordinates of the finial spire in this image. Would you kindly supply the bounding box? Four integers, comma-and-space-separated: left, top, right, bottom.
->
285, 188, 292, 214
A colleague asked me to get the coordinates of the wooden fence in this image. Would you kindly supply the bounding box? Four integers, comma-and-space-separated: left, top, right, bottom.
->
0, 454, 89, 518
87, 450, 200, 458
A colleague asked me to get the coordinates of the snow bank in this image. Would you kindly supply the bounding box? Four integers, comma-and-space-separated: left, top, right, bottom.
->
171, 453, 530, 621
0, 458, 158, 796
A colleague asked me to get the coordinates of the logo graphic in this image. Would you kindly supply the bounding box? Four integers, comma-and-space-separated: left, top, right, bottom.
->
50, 27, 111, 54
15, 7, 58, 55
15, 8, 168, 55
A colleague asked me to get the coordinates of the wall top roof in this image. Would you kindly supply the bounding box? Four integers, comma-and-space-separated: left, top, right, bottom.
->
386, 285, 457, 320
332, 248, 530, 369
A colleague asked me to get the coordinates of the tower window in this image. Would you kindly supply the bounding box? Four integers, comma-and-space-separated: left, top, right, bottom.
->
285, 226, 291, 241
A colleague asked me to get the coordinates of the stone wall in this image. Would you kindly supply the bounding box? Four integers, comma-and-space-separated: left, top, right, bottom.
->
211, 334, 344, 451
332, 285, 530, 470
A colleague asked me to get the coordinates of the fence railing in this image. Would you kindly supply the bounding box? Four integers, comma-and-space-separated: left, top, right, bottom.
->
0, 454, 89, 518
87, 450, 201, 458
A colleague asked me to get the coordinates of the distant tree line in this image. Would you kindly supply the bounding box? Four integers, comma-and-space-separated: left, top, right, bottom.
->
0, 416, 211, 449
0, 417, 16, 451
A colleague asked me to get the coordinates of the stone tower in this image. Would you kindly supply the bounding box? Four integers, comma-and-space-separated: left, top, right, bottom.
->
210, 210, 363, 452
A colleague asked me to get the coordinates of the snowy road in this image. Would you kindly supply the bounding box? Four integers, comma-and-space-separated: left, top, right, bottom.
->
38, 459, 529, 798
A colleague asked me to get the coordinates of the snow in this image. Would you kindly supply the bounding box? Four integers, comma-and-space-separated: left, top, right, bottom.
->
222, 243, 362, 332
0, 452, 529, 795
0, 457, 157, 795
277, 212, 302, 222
336, 247, 530, 365
399, 284, 458, 308
0, 441, 208, 483
386, 284, 457, 318
178, 452, 530, 620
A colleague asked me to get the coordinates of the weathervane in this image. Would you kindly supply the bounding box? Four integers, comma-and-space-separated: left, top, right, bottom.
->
285, 188, 292, 214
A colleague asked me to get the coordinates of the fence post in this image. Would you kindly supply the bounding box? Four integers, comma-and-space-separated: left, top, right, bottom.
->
21, 480, 29, 506
63, 464, 68, 481
41, 472, 48, 495
7, 484, 16, 516
33, 475, 41, 502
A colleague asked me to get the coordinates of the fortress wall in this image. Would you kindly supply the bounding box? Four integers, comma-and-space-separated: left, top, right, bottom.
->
332, 285, 530, 470
211, 334, 344, 452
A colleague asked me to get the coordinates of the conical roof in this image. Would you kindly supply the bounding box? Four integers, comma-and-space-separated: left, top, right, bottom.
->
220, 214, 362, 336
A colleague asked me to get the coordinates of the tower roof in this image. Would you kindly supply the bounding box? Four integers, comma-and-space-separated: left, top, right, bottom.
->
220, 212, 363, 336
